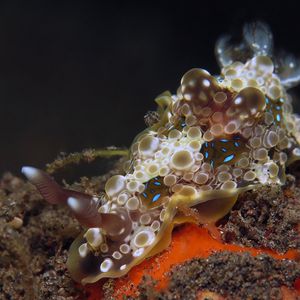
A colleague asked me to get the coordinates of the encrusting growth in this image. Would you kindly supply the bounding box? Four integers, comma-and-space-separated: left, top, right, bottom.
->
22, 22, 300, 284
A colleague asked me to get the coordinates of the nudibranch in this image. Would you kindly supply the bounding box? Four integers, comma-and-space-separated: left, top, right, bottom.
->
22, 22, 300, 284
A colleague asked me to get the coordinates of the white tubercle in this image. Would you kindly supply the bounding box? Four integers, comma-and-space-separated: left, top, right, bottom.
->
84, 228, 103, 248
78, 243, 89, 258
100, 258, 113, 273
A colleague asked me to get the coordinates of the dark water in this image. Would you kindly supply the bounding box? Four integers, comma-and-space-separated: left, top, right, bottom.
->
1, 1, 300, 175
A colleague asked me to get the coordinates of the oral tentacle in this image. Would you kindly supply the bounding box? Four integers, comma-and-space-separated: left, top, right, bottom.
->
22, 167, 130, 237
22, 166, 65, 204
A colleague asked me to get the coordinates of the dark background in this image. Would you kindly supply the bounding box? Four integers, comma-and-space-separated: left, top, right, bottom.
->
1, 1, 300, 175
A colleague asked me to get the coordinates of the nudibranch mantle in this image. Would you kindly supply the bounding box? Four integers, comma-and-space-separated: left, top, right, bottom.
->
22, 22, 300, 284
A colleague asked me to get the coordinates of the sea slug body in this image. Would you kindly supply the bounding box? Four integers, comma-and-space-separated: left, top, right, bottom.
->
22, 22, 300, 284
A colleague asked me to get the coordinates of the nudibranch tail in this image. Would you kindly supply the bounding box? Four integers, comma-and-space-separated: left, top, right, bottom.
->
22, 22, 300, 284
215, 22, 274, 68
216, 21, 300, 89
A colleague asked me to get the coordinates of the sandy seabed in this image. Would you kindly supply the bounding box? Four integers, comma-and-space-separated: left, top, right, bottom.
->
0, 160, 300, 300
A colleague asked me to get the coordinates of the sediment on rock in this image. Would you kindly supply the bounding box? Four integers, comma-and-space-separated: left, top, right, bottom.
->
129, 252, 300, 300
0, 161, 299, 299
221, 176, 300, 253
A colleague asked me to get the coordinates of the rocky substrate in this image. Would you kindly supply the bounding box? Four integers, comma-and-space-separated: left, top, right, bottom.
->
0, 162, 299, 300
129, 252, 300, 300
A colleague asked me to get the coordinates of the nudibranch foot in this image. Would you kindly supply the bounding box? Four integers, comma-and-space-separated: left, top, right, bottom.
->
193, 194, 239, 224
22, 22, 300, 284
